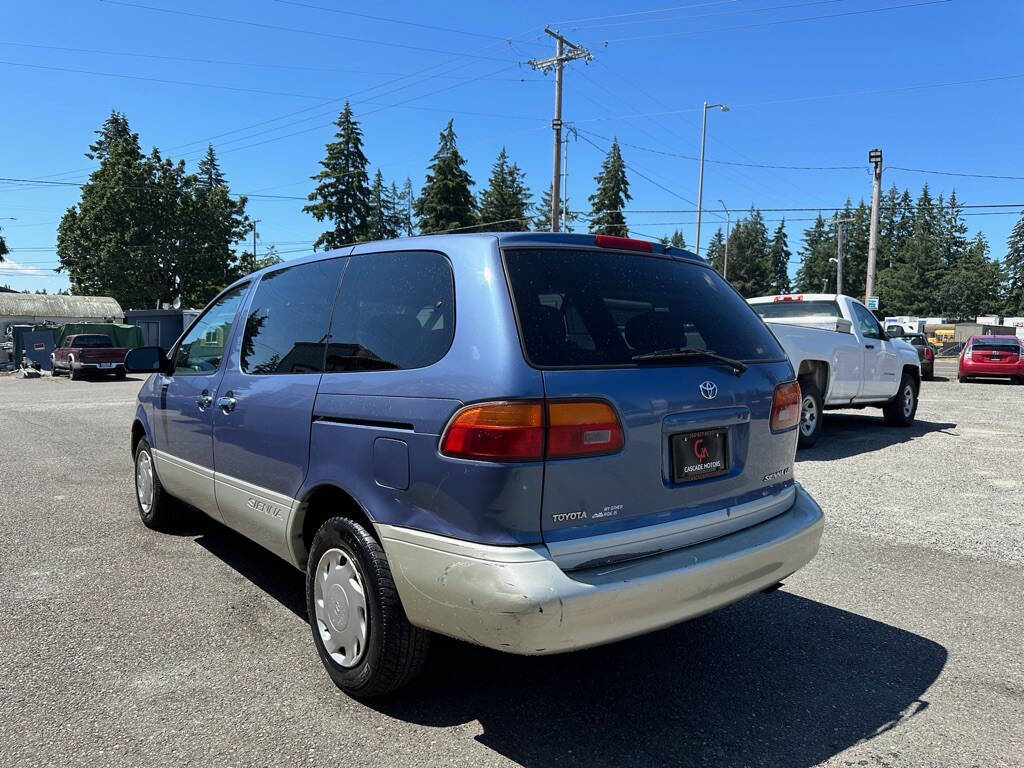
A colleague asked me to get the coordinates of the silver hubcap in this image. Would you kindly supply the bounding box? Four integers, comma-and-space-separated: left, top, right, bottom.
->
800, 394, 818, 436
902, 384, 915, 418
136, 451, 154, 514
313, 547, 368, 668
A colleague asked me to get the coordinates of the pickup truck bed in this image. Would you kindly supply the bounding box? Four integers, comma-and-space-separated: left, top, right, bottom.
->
749, 294, 921, 448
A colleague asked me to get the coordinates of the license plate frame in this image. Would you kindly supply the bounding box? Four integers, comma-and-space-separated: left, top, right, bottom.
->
671, 429, 729, 483
97, 362, 115, 368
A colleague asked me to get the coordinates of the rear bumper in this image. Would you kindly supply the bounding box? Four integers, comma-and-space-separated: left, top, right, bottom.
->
960, 362, 1023, 378
378, 484, 824, 655
72, 361, 124, 371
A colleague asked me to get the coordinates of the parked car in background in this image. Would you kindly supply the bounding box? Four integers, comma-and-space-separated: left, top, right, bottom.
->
958, 335, 1023, 383
892, 332, 935, 380
748, 294, 922, 448
125, 232, 825, 697
51, 334, 128, 379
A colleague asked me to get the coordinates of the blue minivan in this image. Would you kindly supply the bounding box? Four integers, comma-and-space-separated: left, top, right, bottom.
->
126, 232, 824, 697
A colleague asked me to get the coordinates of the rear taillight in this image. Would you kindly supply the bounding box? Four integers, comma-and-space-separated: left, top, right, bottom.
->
547, 401, 624, 458
770, 381, 802, 433
440, 402, 544, 461
924, 347, 934, 360
439, 400, 624, 462
964, 347, 973, 360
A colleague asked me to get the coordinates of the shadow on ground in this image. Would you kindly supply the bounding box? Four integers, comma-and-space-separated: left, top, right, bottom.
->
798, 414, 957, 461
185, 511, 947, 768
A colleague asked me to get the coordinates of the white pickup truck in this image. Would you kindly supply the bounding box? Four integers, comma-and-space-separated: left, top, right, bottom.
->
748, 294, 922, 448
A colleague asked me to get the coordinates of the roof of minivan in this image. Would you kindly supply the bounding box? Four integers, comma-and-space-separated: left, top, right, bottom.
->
227, 231, 704, 291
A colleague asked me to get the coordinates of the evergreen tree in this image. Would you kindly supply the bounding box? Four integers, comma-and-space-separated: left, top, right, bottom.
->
705, 229, 725, 273
57, 113, 250, 309
414, 119, 477, 233
365, 169, 399, 241
669, 230, 687, 249
239, 243, 284, 274
795, 214, 835, 293
940, 190, 968, 269
878, 184, 944, 315
304, 102, 371, 250
532, 183, 575, 232
726, 208, 773, 297
198, 144, 226, 190
768, 219, 791, 294
478, 148, 531, 231
85, 110, 135, 161
397, 177, 416, 237
941, 233, 1002, 320
1003, 208, 1024, 316
0, 224, 8, 263
588, 138, 631, 237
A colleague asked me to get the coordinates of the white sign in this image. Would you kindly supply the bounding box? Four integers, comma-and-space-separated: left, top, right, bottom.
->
866, 296, 879, 310
975, 315, 1000, 326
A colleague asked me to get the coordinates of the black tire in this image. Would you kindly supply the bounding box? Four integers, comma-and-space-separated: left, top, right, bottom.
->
51, 357, 63, 376
114, 368, 127, 380
68, 356, 78, 381
796, 378, 824, 449
883, 372, 918, 427
133, 438, 178, 530
306, 516, 430, 698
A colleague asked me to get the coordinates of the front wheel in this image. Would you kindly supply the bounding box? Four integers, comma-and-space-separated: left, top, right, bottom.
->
796, 379, 823, 449
306, 516, 430, 698
134, 438, 179, 529
883, 373, 918, 426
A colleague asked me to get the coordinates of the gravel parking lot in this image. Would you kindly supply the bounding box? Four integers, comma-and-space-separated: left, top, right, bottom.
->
1, 367, 1022, 767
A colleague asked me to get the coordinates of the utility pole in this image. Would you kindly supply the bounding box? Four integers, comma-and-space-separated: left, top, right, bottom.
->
718, 199, 730, 279
866, 148, 883, 304
251, 219, 260, 268
831, 217, 853, 296
528, 27, 592, 232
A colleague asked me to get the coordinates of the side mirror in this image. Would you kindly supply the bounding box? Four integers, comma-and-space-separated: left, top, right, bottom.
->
125, 346, 169, 374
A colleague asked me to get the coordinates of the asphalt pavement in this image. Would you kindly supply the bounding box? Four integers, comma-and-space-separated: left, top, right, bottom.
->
1, 370, 1021, 767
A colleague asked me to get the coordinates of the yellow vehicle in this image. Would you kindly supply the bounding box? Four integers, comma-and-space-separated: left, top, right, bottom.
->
929, 328, 954, 348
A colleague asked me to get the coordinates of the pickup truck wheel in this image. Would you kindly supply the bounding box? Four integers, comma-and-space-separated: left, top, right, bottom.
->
306, 516, 430, 698
883, 373, 918, 427
67, 356, 78, 380
51, 356, 62, 376
134, 438, 178, 529
114, 368, 126, 380
796, 379, 823, 449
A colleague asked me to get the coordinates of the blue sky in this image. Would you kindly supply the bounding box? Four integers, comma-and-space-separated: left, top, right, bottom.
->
2, 0, 1022, 294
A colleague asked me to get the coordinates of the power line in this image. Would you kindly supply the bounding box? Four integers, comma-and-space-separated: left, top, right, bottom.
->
99, 0, 522, 63
577, 128, 864, 170
271, 0, 546, 45
596, 0, 953, 43
888, 166, 1024, 181
552, 0, 737, 27
0, 41, 545, 82
563, 0, 840, 31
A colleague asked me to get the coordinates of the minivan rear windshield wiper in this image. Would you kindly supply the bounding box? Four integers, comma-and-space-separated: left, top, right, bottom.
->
631, 347, 748, 375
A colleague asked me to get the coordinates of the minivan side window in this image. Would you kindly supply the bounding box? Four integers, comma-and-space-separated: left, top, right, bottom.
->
325, 251, 454, 372
852, 303, 881, 340
174, 283, 248, 375
240, 259, 345, 375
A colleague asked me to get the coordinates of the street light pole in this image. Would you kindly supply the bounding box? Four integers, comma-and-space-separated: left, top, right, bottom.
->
718, 199, 730, 279
695, 101, 728, 257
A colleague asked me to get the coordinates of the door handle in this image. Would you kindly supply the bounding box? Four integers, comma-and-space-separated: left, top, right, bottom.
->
196, 391, 213, 410
217, 394, 237, 413
864, 343, 875, 349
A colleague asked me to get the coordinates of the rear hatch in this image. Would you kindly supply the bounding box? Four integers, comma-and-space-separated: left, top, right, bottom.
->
503, 244, 799, 570
971, 341, 1020, 366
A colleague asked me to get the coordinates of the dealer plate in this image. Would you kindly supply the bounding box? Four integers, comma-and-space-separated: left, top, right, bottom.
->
671, 429, 729, 483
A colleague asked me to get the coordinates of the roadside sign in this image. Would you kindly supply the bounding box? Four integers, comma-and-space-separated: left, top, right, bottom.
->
866, 296, 879, 310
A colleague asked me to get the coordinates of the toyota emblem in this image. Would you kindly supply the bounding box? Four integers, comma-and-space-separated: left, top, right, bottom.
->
699, 381, 718, 400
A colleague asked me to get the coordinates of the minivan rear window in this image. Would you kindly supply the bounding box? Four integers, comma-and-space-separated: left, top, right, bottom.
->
503, 248, 786, 368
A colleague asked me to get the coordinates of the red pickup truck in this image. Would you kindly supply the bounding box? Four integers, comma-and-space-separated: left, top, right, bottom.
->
51, 334, 128, 379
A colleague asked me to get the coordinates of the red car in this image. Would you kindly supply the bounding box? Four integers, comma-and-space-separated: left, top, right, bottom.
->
958, 335, 1024, 384
51, 334, 129, 380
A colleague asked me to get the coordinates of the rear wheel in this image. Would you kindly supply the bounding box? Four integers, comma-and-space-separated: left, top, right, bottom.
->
796, 379, 823, 449
114, 367, 126, 380
883, 373, 918, 427
306, 516, 430, 698
51, 356, 63, 376
68, 356, 78, 380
